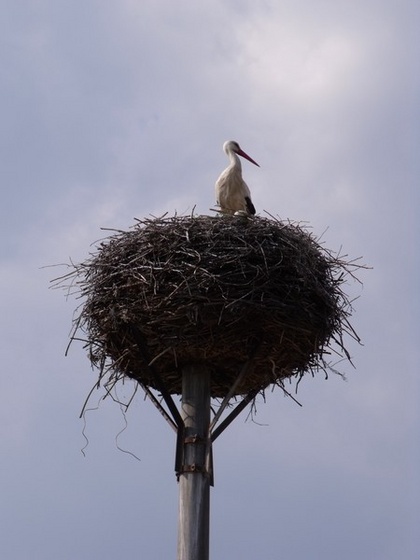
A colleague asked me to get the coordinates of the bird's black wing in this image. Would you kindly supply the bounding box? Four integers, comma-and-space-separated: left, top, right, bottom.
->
245, 197, 256, 215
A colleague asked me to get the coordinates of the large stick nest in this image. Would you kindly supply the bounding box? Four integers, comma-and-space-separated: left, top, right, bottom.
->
65, 215, 361, 398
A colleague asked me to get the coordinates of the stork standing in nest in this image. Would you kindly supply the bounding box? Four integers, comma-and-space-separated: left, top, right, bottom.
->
215, 140, 259, 215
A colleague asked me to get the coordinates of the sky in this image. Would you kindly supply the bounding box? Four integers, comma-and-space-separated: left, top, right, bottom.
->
1, 1, 419, 558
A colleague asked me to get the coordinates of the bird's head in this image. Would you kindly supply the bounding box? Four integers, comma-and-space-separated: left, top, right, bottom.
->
223, 140, 260, 167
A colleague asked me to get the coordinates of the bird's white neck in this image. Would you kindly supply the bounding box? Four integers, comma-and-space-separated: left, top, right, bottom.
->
227, 150, 242, 171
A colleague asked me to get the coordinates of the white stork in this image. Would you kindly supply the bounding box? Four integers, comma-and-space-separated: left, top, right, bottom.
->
215, 140, 259, 215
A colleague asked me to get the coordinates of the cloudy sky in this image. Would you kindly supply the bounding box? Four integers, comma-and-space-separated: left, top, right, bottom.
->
1, 1, 419, 558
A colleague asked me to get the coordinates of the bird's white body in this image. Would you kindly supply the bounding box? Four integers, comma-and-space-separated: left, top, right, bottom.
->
215, 140, 258, 215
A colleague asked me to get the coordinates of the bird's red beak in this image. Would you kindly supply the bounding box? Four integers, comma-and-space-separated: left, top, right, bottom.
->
237, 148, 260, 167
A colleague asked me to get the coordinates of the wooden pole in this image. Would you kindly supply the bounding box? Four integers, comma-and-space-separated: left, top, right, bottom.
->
177, 364, 211, 560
